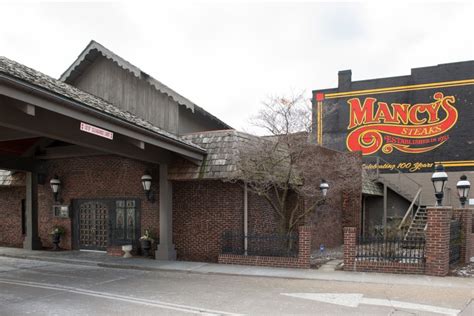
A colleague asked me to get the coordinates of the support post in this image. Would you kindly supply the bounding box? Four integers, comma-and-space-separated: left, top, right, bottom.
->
343, 227, 357, 271
243, 183, 248, 255
425, 207, 451, 276
155, 164, 176, 260
23, 172, 42, 250
383, 183, 387, 238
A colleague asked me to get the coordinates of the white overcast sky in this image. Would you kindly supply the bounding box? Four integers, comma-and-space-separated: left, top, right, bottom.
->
1, 1, 473, 134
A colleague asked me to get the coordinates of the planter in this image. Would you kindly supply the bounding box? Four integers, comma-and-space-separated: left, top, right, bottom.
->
52, 233, 61, 251
140, 239, 152, 257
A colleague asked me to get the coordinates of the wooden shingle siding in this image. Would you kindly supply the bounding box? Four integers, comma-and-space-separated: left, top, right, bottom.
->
73, 56, 179, 134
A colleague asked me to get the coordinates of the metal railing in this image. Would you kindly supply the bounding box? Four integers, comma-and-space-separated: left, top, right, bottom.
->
449, 220, 461, 265
398, 189, 422, 229
221, 232, 299, 258
356, 236, 426, 264
364, 156, 422, 196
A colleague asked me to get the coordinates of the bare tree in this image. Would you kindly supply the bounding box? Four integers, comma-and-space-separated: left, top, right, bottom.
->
237, 92, 327, 239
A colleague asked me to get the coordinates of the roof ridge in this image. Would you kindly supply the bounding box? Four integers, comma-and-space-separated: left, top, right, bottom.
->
182, 128, 260, 140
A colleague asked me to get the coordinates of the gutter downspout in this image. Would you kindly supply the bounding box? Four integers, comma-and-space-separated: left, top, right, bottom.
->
244, 183, 248, 256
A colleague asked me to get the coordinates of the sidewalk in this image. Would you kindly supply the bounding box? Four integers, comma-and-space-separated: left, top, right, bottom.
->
0, 247, 472, 289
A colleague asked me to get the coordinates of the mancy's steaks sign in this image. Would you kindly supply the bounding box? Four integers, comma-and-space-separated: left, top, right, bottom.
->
345, 92, 457, 156
313, 63, 474, 173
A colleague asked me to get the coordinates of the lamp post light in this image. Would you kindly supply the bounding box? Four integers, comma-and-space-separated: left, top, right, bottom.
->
50, 176, 61, 202
320, 179, 329, 198
456, 175, 470, 208
431, 164, 448, 206
141, 173, 153, 202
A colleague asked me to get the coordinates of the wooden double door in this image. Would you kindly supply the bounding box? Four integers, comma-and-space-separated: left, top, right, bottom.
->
73, 199, 140, 251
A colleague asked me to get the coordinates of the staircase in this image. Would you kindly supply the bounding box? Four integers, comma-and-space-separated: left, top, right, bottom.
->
404, 206, 427, 240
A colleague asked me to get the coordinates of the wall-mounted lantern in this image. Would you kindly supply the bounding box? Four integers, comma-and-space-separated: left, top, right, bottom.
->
50, 176, 61, 202
320, 179, 329, 198
141, 173, 154, 203
456, 175, 470, 207
431, 164, 448, 206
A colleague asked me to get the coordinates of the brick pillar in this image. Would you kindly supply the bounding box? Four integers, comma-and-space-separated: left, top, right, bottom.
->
454, 208, 472, 264
343, 227, 357, 271
425, 207, 451, 276
298, 225, 312, 268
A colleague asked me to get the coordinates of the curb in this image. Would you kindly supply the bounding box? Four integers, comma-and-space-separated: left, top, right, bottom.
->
1, 253, 473, 289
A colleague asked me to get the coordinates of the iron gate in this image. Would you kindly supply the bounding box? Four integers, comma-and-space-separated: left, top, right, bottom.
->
449, 219, 461, 265
73, 199, 140, 250
78, 201, 109, 250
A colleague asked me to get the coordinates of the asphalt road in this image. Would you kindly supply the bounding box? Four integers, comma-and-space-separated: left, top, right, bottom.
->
0, 257, 472, 316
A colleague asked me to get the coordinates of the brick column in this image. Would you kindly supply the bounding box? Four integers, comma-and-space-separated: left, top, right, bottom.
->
454, 208, 472, 264
343, 227, 357, 271
297, 225, 312, 268
425, 207, 451, 276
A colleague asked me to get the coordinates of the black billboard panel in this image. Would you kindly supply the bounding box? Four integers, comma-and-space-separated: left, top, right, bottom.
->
313, 61, 474, 173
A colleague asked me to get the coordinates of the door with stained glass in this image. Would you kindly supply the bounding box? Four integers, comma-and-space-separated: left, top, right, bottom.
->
110, 199, 140, 246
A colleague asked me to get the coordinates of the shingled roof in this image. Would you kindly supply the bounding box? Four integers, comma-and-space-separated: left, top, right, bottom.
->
362, 170, 384, 196
0, 56, 203, 152
169, 129, 261, 180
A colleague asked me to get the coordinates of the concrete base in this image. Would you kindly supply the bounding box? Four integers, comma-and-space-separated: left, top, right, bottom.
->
155, 244, 177, 260
23, 237, 43, 251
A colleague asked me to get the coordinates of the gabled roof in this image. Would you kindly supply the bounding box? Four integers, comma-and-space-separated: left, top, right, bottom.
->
60, 40, 231, 129
0, 56, 204, 153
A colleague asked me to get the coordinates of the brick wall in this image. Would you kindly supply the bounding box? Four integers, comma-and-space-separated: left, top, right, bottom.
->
0, 149, 361, 265
41, 155, 159, 251
218, 225, 312, 268
0, 155, 158, 252
0, 186, 24, 247
173, 180, 245, 262
172, 177, 360, 264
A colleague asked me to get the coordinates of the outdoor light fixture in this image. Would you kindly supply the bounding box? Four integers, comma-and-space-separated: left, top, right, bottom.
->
50, 176, 61, 202
431, 164, 448, 206
141, 173, 154, 202
456, 175, 470, 207
320, 179, 329, 197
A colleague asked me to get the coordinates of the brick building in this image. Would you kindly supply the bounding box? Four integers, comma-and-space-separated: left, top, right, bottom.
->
0, 41, 361, 263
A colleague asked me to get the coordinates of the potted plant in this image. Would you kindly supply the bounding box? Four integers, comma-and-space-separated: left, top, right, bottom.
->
50, 226, 65, 251
139, 229, 154, 257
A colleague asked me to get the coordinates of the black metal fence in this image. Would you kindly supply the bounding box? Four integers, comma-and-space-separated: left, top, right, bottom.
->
449, 220, 461, 265
221, 232, 299, 258
356, 236, 425, 264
